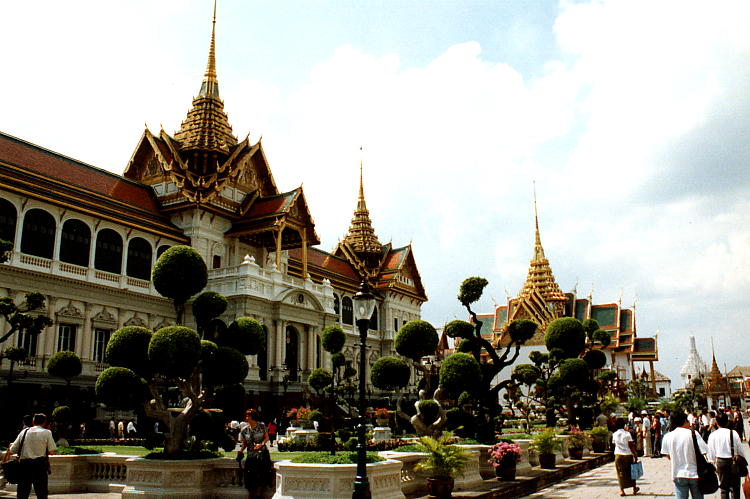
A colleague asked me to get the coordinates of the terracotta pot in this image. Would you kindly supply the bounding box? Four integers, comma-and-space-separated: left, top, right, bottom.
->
591, 441, 606, 453
569, 447, 584, 460
495, 462, 517, 481
426, 476, 455, 498
539, 452, 556, 469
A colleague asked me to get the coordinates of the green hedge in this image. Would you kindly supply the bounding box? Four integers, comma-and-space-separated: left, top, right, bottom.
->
290, 451, 383, 464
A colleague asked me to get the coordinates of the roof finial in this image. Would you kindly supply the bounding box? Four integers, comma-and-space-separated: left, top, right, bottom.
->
531, 182, 546, 262
199, 0, 219, 98
358, 146, 365, 208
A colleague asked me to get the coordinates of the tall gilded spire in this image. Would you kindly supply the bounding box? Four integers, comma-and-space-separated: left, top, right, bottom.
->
344, 155, 382, 254
200, 0, 219, 98
174, 0, 237, 155
518, 188, 566, 303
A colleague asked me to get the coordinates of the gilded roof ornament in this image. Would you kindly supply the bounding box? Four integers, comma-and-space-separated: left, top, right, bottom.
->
343, 160, 382, 254
174, 0, 237, 155
517, 189, 567, 304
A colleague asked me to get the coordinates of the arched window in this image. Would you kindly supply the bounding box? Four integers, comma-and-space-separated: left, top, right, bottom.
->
0, 199, 17, 245
369, 305, 379, 331
333, 294, 340, 317
59, 219, 91, 267
126, 237, 152, 280
156, 245, 170, 258
20, 209, 55, 259
342, 297, 353, 325
94, 229, 123, 274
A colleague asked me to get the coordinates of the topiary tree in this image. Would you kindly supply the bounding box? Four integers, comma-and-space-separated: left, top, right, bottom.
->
96, 319, 256, 456
96, 252, 259, 457
453, 277, 538, 442
192, 291, 227, 339
152, 245, 208, 324
2, 345, 27, 384
47, 350, 82, 399
507, 363, 543, 431
0, 292, 53, 346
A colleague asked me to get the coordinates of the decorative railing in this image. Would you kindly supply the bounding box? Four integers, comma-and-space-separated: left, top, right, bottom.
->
94, 270, 120, 283
19, 254, 52, 269
126, 277, 150, 289
59, 262, 87, 276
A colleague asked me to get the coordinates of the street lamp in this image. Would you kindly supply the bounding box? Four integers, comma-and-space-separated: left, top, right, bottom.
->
352, 280, 376, 499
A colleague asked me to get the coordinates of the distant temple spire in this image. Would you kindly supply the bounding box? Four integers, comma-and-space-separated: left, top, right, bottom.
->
344, 157, 382, 254
518, 188, 566, 303
174, 0, 237, 155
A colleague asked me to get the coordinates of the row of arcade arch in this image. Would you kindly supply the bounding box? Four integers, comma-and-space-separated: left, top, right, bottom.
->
0, 200, 170, 280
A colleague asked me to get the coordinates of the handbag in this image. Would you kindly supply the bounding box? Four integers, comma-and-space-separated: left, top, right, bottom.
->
731, 430, 749, 477
630, 461, 644, 480
743, 475, 750, 499
692, 429, 719, 495
1, 429, 28, 484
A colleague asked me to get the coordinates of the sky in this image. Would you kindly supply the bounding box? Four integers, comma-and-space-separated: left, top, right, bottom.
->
1, 0, 749, 390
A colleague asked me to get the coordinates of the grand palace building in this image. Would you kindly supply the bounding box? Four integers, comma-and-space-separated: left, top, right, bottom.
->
474, 200, 660, 394
0, 13, 426, 415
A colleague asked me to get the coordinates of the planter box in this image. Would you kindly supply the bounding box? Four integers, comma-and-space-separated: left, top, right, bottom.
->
272, 458, 404, 499
121, 457, 219, 498
457, 444, 493, 480
378, 449, 483, 496
373, 426, 393, 442
512, 440, 533, 475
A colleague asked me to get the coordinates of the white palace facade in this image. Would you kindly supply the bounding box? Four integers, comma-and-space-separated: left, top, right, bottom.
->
0, 15, 426, 412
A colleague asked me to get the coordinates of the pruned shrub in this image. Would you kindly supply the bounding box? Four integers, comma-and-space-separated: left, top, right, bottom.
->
148, 326, 201, 379
204, 346, 248, 385
439, 352, 482, 397
457, 277, 488, 307
47, 350, 82, 382
105, 326, 153, 376
508, 319, 538, 343
417, 399, 440, 425
192, 292, 228, 327
370, 356, 411, 391
95, 367, 145, 409
152, 245, 208, 306
444, 320, 474, 339
395, 320, 438, 361
321, 325, 346, 353
583, 349, 607, 370
545, 317, 585, 359
221, 317, 265, 355
308, 368, 333, 393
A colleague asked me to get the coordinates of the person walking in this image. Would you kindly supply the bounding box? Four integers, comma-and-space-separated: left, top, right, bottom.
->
708, 412, 749, 499
652, 410, 663, 458
237, 409, 272, 499
2, 413, 56, 499
642, 411, 653, 457
732, 410, 745, 441
661, 410, 710, 499
612, 418, 640, 496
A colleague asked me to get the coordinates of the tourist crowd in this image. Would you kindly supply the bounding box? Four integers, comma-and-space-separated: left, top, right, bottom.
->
606, 406, 750, 498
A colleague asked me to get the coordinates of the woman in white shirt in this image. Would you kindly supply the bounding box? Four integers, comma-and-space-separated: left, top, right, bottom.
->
707, 412, 749, 499
613, 417, 640, 496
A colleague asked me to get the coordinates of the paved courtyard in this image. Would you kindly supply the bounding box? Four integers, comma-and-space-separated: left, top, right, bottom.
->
521, 453, 738, 498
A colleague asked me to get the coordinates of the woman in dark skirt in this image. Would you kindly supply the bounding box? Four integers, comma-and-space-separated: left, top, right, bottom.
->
238, 409, 272, 499
612, 418, 640, 496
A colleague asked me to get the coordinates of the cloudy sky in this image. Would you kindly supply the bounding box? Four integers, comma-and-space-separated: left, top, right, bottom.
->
2, 0, 749, 388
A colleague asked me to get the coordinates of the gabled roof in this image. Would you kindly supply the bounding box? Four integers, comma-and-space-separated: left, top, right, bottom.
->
226, 187, 319, 247
375, 245, 427, 301
728, 366, 750, 378
0, 131, 187, 241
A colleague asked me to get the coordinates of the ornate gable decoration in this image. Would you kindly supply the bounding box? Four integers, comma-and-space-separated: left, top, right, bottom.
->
124, 316, 147, 327
57, 304, 83, 320
123, 10, 279, 209
92, 309, 116, 324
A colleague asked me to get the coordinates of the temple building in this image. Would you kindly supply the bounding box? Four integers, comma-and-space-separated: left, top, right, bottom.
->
471, 199, 659, 387
680, 335, 707, 388
703, 353, 742, 409
0, 10, 426, 415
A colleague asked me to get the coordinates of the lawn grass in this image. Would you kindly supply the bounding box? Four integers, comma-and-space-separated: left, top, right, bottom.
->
70, 446, 313, 462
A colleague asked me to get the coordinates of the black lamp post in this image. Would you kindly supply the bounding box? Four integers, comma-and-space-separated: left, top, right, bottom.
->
352, 280, 376, 499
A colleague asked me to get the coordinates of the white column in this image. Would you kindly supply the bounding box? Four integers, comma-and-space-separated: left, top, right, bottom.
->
52, 216, 63, 261
307, 328, 316, 371
298, 326, 307, 372
275, 320, 285, 367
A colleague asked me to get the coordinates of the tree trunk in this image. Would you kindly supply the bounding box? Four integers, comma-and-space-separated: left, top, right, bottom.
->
163, 414, 189, 456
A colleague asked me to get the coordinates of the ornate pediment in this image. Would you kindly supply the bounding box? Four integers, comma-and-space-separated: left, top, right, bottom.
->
124, 316, 146, 327
57, 304, 83, 320
92, 309, 116, 324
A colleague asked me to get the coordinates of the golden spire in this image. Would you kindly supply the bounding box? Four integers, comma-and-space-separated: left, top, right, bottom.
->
200, 0, 219, 98
174, 0, 237, 155
344, 151, 382, 254
518, 187, 566, 303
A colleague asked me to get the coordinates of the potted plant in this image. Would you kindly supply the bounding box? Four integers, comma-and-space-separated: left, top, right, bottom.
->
487, 441, 523, 480
566, 428, 590, 460
530, 428, 561, 469
414, 431, 470, 498
374, 407, 390, 426
588, 426, 609, 453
